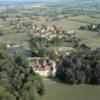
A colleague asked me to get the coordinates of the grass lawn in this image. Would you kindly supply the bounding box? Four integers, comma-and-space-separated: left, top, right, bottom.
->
41, 79, 100, 100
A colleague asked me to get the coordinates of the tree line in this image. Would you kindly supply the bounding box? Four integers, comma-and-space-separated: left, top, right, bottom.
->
56, 49, 100, 85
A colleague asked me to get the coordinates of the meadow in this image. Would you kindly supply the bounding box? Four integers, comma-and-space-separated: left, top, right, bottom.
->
42, 79, 100, 100
52, 16, 100, 49
0, 14, 100, 49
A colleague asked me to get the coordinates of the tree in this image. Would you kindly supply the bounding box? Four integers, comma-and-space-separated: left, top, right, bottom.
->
0, 86, 16, 100
91, 63, 100, 84
0, 30, 3, 36
48, 49, 58, 61
56, 56, 76, 84
29, 37, 48, 57
56, 49, 100, 85
0, 50, 45, 100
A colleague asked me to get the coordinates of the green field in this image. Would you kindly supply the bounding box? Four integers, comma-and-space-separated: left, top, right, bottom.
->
68, 16, 100, 24
41, 79, 100, 100
0, 5, 100, 49
0, 15, 100, 49
52, 16, 100, 49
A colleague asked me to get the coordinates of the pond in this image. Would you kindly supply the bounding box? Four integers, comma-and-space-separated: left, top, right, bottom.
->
7, 47, 32, 57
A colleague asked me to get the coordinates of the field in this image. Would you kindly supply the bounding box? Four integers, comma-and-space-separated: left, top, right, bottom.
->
0, 12, 100, 49
0, 2, 100, 100
68, 16, 100, 24
53, 16, 100, 49
0, 15, 100, 49
0, 4, 100, 49
42, 79, 100, 100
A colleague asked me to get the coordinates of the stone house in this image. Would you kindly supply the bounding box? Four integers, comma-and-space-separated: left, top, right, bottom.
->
29, 58, 56, 77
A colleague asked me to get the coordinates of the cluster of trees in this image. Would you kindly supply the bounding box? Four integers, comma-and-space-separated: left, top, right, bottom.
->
80, 24, 100, 32
29, 36, 59, 59
0, 15, 8, 21
0, 44, 44, 100
29, 34, 80, 60
56, 49, 100, 84
29, 37, 48, 57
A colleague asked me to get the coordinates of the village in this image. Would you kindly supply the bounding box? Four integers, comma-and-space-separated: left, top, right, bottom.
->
5, 21, 93, 78
0, 1, 100, 100
6, 23, 76, 77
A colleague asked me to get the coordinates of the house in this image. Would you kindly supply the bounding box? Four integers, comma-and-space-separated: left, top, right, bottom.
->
30, 58, 56, 77
33, 32, 41, 37
41, 28, 46, 33
6, 41, 13, 48
6, 44, 11, 48
58, 35, 63, 39
49, 34, 57, 39
47, 25, 56, 32
67, 30, 75, 35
